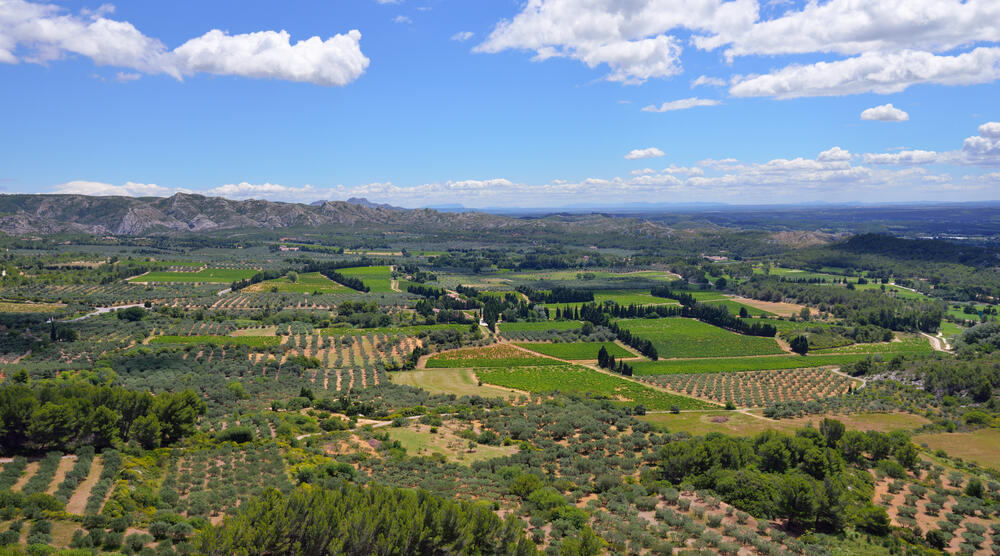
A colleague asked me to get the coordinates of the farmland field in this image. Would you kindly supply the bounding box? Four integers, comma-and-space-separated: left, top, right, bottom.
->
390, 368, 520, 399
629, 353, 873, 375
702, 298, 774, 316
425, 344, 562, 368
0, 301, 66, 313
810, 336, 933, 355
641, 367, 860, 407
498, 320, 582, 332
912, 429, 1000, 469
245, 271, 349, 293
322, 323, 469, 336
387, 423, 518, 463
514, 341, 633, 360
148, 335, 281, 347
616, 317, 785, 358
337, 265, 393, 292
131, 268, 257, 283
477, 365, 717, 410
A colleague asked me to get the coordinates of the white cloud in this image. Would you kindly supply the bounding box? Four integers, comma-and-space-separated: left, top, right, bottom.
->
474, 0, 1000, 96
817, 147, 852, 162
861, 103, 909, 122
171, 29, 369, 87
730, 48, 1000, 99
0, 0, 369, 87
862, 150, 941, 165
696, 0, 1000, 60
962, 122, 1000, 164
475, 0, 756, 84
624, 147, 665, 160
451, 31, 474, 42
691, 75, 725, 88
630, 168, 656, 175
642, 97, 720, 112
52, 180, 181, 197
393, 15, 411, 24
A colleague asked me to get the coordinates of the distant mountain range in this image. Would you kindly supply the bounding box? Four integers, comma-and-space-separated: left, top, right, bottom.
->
0, 193, 664, 237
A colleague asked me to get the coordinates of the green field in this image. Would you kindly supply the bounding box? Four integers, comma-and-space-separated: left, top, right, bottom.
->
811, 336, 933, 355
499, 320, 582, 332
514, 341, 633, 360
617, 317, 784, 358
338, 265, 393, 292
132, 268, 257, 283
322, 323, 469, 336
149, 335, 280, 347
703, 299, 774, 317
251, 272, 349, 293
476, 365, 717, 410
630, 353, 874, 375
425, 344, 561, 368
391, 368, 520, 399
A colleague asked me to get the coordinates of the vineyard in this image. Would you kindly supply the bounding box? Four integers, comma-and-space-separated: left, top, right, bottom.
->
616, 317, 785, 358
641, 367, 859, 407
630, 353, 873, 375
513, 341, 633, 360
424, 344, 561, 368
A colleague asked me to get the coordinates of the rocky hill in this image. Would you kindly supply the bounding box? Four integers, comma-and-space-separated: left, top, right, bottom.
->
0, 193, 671, 238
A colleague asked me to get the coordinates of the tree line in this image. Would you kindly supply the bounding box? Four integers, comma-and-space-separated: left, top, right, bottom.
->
0, 377, 205, 454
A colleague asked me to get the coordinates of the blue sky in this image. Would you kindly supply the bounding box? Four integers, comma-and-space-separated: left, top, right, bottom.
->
1, 0, 999, 208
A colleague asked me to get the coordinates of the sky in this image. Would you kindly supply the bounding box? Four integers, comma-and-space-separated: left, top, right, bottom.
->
1, 0, 999, 209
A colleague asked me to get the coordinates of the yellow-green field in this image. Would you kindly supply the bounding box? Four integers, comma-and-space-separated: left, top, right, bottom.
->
390, 368, 521, 399
913, 429, 1000, 469
0, 301, 66, 313
642, 410, 931, 437
386, 423, 518, 463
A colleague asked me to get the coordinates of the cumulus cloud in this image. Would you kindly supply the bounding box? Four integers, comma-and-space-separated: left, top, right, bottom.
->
730, 48, 1000, 98
451, 31, 474, 42
861, 103, 909, 122
817, 147, 852, 162
0, 0, 370, 86
642, 97, 720, 112
962, 122, 1000, 164
696, 0, 1000, 60
473, 0, 1000, 96
171, 30, 369, 86
625, 147, 665, 160
475, 0, 756, 84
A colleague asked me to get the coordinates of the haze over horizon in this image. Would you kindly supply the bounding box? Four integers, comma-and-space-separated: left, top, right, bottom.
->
2, 0, 999, 208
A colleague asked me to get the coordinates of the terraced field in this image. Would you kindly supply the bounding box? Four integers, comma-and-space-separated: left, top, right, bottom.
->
617, 317, 785, 358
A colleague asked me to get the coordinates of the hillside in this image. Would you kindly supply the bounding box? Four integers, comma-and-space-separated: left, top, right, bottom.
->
0, 193, 679, 240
